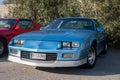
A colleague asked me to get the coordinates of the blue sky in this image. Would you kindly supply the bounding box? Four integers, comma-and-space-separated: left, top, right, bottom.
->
0, 0, 4, 4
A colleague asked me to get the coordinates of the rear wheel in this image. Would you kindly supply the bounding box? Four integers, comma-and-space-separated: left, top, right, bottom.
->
0, 39, 6, 57
82, 46, 96, 69
101, 42, 107, 54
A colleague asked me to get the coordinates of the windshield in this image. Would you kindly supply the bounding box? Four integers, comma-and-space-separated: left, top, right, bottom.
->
0, 19, 16, 29
45, 19, 94, 30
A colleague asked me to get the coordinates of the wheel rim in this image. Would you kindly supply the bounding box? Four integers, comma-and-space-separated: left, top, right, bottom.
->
88, 47, 96, 65
0, 41, 4, 55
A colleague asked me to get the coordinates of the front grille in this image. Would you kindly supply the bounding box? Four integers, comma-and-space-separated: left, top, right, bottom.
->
21, 51, 57, 61
21, 51, 30, 59
46, 53, 57, 61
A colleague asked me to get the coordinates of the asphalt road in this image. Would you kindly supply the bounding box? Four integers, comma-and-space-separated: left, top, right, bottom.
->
0, 49, 120, 80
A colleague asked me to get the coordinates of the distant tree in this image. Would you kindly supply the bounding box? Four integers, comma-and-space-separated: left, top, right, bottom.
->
4, 0, 80, 24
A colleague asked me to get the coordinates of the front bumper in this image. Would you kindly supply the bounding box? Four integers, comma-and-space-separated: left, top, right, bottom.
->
8, 55, 87, 67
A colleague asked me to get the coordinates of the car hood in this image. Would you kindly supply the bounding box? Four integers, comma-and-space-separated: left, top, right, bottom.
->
14, 29, 94, 41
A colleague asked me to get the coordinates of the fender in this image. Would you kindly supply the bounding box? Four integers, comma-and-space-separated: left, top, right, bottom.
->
89, 38, 96, 46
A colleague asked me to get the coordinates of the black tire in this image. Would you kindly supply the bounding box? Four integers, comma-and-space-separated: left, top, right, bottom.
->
0, 38, 6, 57
101, 42, 107, 54
82, 46, 96, 69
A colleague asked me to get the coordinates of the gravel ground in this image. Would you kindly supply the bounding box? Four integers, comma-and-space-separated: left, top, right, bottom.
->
0, 49, 120, 80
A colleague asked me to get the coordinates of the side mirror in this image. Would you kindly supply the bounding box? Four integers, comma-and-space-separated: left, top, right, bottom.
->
97, 27, 104, 32
14, 26, 22, 31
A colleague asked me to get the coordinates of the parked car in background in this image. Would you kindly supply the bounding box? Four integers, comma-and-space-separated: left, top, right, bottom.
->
8, 17, 108, 68
0, 18, 40, 56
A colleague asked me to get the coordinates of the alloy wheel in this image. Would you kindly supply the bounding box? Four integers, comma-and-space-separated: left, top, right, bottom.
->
88, 47, 96, 65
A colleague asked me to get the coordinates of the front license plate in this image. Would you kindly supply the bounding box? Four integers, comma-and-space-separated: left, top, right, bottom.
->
11, 49, 18, 54
32, 53, 46, 60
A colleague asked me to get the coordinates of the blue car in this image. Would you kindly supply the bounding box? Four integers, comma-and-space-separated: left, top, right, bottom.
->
8, 17, 108, 68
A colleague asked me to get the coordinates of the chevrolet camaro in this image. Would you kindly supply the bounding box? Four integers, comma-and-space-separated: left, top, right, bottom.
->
8, 17, 108, 68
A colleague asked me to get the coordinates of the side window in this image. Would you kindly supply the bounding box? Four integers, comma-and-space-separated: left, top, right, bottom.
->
17, 20, 34, 29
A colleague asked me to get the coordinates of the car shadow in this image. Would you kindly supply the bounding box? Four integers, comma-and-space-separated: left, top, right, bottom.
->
36, 49, 120, 76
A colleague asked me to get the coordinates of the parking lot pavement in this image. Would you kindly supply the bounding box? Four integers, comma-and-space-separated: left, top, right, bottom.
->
0, 49, 120, 80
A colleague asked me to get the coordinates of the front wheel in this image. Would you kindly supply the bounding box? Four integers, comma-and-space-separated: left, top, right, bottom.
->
82, 46, 96, 69
0, 39, 6, 57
